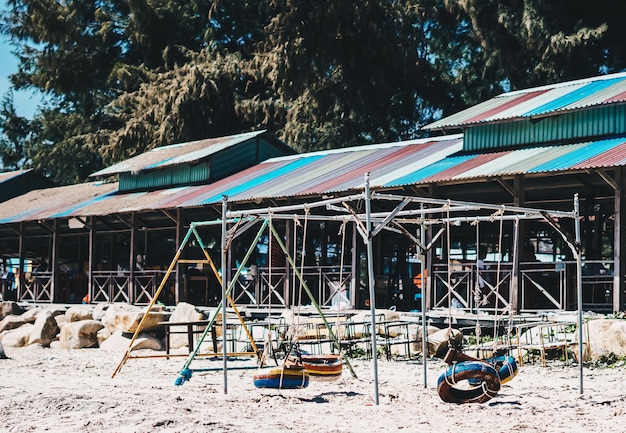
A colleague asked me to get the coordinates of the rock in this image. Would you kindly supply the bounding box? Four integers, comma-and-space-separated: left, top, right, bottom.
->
59, 320, 104, 349
92, 303, 110, 321
0, 301, 23, 321
28, 310, 60, 347
427, 327, 462, 358
410, 325, 440, 354
20, 308, 42, 324
2, 324, 34, 347
0, 315, 27, 333
0, 337, 6, 359
99, 330, 162, 352
65, 305, 94, 322
97, 327, 112, 346
101, 303, 168, 334
582, 318, 626, 362
55, 314, 68, 328
167, 302, 205, 349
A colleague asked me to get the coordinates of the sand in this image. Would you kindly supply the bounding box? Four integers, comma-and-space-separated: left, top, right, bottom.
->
1, 345, 624, 433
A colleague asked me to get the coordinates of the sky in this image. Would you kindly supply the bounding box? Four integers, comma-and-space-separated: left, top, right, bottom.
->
0, 2, 40, 119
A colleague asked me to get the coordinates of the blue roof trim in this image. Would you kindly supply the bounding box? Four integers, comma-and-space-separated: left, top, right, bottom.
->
50, 191, 123, 218
523, 77, 625, 117
528, 137, 625, 172
200, 155, 326, 204
384, 154, 476, 187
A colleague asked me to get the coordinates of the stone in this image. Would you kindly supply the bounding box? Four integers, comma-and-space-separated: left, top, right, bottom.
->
20, 308, 42, 324
97, 327, 112, 346
65, 305, 94, 322
101, 303, 168, 334
167, 302, 205, 349
2, 324, 34, 347
28, 310, 60, 347
99, 330, 162, 352
0, 338, 6, 359
92, 303, 110, 321
59, 320, 104, 349
0, 315, 27, 333
581, 318, 626, 362
427, 327, 462, 358
0, 301, 23, 321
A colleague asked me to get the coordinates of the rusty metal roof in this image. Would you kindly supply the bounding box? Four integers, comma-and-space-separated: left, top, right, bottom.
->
424, 72, 626, 130
90, 130, 288, 177
1, 133, 626, 223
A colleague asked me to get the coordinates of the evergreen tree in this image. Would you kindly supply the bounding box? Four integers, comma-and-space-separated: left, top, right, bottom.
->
1, 0, 624, 184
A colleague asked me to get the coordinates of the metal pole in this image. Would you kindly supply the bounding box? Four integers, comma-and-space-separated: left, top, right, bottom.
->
221, 196, 228, 394
574, 194, 584, 394
420, 215, 428, 388
364, 173, 380, 405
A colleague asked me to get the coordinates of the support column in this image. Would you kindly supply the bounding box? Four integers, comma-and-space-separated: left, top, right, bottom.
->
614, 167, 625, 312
52, 219, 58, 302
18, 222, 24, 301
88, 217, 94, 304
129, 212, 136, 304
351, 222, 357, 308
514, 175, 525, 312
176, 209, 184, 304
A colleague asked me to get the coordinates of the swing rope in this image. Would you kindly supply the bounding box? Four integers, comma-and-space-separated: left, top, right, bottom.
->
471, 217, 483, 355
490, 205, 505, 349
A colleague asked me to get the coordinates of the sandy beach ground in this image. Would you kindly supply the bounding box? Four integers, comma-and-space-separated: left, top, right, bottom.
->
1, 345, 624, 433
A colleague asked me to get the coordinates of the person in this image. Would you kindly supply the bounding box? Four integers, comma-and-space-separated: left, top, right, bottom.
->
6, 268, 15, 291
523, 244, 538, 262
476, 246, 490, 289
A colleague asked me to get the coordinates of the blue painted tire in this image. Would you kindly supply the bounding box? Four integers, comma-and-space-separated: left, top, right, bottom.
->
437, 361, 501, 404
487, 355, 518, 384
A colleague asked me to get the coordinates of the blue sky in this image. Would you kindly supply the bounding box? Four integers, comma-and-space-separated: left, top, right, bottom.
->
0, 2, 40, 118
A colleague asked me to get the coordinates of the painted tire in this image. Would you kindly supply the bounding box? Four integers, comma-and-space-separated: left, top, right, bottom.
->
437, 361, 501, 404
488, 355, 519, 385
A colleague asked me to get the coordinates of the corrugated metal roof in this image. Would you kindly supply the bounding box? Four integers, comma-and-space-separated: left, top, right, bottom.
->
0, 169, 30, 183
424, 72, 626, 130
90, 130, 275, 177
2, 134, 626, 223
0, 182, 118, 223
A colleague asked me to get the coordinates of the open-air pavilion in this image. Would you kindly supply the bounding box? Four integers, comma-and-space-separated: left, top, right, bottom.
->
0, 73, 624, 317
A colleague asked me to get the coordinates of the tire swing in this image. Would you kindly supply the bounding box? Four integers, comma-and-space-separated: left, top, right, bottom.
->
253, 215, 309, 390
436, 206, 501, 404
486, 354, 518, 385
437, 360, 501, 404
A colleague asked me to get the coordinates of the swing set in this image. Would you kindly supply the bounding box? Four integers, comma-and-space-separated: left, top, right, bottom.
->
111, 174, 586, 404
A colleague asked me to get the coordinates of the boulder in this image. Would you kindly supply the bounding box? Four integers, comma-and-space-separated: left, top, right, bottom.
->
92, 303, 110, 321
59, 320, 104, 349
65, 305, 94, 322
410, 325, 441, 354
427, 327, 463, 358
2, 324, 34, 347
0, 337, 6, 359
99, 330, 162, 352
101, 303, 168, 334
167, 302, 205, 349
20, 308, 43, 324
581, 318, 626, 362
28, 310, 60, 347
97, 327, 112, 346
0, 301, 23, 321
0, 315, 27, 333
